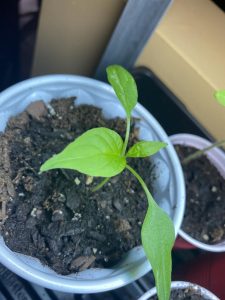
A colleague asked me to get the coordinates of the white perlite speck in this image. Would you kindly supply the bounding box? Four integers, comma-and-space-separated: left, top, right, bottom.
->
46, 103, 56, 116
202, 234, 209, 241
92, 248, 98, 254
86, 176, 93, 185
74, 177, 81, 185
30, 208, 37, 217
211, 186, 217, 193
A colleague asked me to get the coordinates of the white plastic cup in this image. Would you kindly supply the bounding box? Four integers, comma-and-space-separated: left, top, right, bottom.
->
138, 281, 219, 300
0, 75, 185, 293
170, 133, 225, 252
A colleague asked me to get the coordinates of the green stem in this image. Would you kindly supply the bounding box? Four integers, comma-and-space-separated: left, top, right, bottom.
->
92, 177, 110, 192
182, 138, 225, 165
126, 164, 174, 300
126, 164, 152, 205
121, 116, 131, 156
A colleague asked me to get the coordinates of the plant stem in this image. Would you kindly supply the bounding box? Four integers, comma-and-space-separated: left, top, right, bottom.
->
92, 177, 110, 192
182, 138, 225, 165
126, 164, 151, 204
127, 167, 174, 300
121, 116, 131, 156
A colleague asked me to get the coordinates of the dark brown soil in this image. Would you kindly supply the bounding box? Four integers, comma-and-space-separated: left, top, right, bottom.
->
150, 287, 207, 299
175, 145, 225, 244
0, 98, 156, 275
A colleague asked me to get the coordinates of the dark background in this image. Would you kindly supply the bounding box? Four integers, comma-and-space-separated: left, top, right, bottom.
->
0, 0, 224, 91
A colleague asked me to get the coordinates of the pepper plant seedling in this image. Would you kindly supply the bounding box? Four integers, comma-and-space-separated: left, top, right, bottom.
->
182, 89, 225, 165
40, 65, 175, 300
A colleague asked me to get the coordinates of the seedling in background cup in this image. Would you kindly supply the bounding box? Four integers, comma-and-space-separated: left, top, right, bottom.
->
40, 65, 175, 300
182, 90, 225, 165
215, 90, 225, 107
171, 90, 225, 251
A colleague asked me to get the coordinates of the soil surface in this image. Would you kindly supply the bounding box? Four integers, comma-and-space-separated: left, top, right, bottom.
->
175, 145, 225, 244
150, 287, 207, 299
0, 98, 156, 275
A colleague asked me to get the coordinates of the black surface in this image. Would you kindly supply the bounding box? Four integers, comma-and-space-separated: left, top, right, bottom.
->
0, 263, 153, 300
213, 0, 225, 12
0, 0, 19, 92
133, 67, 213, 140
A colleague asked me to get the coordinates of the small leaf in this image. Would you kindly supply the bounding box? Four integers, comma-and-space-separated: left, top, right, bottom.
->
214, 90, 225, 106
126, 141, 167, 158
126, 164, 174, 300
142, 198, 175, 300
106, 65, 137, 117
40, 128, 126, 177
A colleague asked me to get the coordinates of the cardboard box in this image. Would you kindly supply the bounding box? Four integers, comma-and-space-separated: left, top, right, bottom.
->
137, 0, 225, 141
32, 0, 125, 76
33, 0, 224, 140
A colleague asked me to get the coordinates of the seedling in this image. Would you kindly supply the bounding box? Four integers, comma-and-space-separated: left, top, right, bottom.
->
182, 90, 225, 165
40, 65, 175, 300
215, 90, 225, 107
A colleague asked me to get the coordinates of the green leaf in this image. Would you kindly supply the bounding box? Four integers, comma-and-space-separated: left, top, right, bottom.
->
126, 141, 167, 158
126, 164, 175, 300
142, 199, 175, 300
106, 65, 138, 117
214, 90, 225, 106
40, 128, 126, 177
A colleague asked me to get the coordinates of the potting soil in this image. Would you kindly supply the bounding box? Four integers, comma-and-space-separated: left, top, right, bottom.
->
0, 98, 155, 274
175, 145, 225, 244
150, 287, 207, 299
